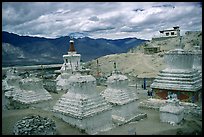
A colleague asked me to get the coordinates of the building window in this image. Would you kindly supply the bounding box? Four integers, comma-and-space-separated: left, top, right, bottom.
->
171, 32, 174, 35
166, 32, 169, 36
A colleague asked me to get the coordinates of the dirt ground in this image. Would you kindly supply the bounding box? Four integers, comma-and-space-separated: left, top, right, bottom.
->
2, 86, 202, 135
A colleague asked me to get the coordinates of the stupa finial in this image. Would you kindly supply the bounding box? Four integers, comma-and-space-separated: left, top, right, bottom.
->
69, 37, 76, 52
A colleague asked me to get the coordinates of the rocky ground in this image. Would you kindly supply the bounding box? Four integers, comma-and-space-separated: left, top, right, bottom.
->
2, 85, 202, 135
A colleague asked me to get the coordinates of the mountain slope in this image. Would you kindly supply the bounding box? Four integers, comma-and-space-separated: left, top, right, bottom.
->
86, 31, 202, 79
2, 31, 146, 67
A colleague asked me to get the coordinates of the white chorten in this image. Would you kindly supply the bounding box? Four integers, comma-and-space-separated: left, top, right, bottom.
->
61, 39, 81, 72
3, 68, 21, 91
193, 46, 202, 75
101, 63, 145, 125
53, 73, 112, 134
160, 96, 184, 125
5, 74, 52, 109
150, 37, 202, 102
56, 38, 81, 91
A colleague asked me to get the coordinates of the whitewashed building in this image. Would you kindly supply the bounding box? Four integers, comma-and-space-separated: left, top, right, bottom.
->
159, 26, 180, 38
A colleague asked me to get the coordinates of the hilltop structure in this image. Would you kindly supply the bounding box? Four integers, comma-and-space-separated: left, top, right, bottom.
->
159, 26, 180, 38
150, 37, 202, 102
53, 73, 112, 134
152, 26, 180, 41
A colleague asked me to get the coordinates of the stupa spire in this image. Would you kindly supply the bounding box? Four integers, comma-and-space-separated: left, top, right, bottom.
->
68, 37, 76, 52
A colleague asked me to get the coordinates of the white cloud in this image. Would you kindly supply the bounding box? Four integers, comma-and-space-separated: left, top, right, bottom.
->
2, 2, 202, 40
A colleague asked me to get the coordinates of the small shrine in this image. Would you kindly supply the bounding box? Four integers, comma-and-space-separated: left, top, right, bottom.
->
160, 93, 184, 125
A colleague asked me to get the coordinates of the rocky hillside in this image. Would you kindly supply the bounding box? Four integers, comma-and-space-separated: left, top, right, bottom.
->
2, 31, 146, 67
130, 31, 202, 53
86, 31, 202, 79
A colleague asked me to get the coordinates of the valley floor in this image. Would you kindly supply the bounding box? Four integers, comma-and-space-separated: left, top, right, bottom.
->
2, 86, 202, 135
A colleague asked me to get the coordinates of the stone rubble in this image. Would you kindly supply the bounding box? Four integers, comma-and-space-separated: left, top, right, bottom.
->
13, 115, 57, 135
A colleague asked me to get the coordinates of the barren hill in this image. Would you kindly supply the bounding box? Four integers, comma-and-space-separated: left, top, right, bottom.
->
86, 31, 202, 79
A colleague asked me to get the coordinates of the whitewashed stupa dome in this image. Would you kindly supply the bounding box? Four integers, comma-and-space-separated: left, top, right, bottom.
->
164, 49, 194, 70
107, 73, 128, 89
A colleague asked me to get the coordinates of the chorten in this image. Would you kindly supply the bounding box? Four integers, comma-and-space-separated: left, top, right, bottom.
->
61, 39, 81, 72
5, 73, 52, 109
53, 73, 112, 134
3, 68, 21, 91
150, 37, 202, 102
56, 38, 82, 91
193, 45, 202, 75
101, 62, 146, 125
160, 94, 184, 125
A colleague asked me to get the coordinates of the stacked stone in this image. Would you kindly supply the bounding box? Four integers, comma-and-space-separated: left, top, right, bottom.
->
13, 115, 56, 135
101, 72, 146, 125
53, 73, 112, 135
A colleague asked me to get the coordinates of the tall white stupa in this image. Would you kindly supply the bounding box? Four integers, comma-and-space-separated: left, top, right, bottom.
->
56, 38, 82, 92
60, 38, 81, 72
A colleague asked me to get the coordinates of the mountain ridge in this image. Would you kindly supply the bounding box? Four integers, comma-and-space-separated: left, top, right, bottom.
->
2, 31, 147, 67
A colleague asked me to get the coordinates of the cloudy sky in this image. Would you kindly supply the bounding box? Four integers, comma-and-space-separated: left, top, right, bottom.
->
2, 2, 202, 40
